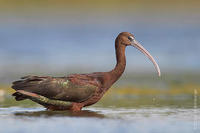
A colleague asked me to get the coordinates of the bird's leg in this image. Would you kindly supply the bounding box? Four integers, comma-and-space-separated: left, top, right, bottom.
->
69, 102, 84, 111
16, 90, 72, 110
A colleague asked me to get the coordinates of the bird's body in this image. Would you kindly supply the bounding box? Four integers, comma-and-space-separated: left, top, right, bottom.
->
12, 32, 160, 111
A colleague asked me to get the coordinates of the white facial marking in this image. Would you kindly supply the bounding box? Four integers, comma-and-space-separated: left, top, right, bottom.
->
129, 36, 134, 40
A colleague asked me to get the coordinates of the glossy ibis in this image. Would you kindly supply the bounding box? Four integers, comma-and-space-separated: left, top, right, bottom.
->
12, 32, 160, 111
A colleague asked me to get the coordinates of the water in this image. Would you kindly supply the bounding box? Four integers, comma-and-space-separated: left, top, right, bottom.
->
0, 90, 199, 133
0, 106, 199, 133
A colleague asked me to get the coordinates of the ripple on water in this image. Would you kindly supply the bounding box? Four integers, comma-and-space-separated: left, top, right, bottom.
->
0, 107, 199, 133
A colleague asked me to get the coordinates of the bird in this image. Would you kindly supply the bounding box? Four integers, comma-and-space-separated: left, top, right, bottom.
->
11, 32, 161, 111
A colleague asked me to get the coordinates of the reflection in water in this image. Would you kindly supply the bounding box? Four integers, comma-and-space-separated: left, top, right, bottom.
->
14, 109, 105, 118
0, 107, 200, 133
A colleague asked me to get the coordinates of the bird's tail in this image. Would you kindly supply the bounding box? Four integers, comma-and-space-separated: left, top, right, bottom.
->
11, 76, 47, 101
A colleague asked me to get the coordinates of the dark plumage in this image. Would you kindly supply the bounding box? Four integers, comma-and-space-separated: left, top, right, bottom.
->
11, 32, 160, 111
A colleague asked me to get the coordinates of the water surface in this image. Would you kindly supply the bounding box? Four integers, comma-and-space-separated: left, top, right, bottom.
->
0, 106, 199, 133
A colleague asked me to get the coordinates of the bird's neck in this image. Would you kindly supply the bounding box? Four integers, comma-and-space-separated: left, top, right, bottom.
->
109, 39, 126, 85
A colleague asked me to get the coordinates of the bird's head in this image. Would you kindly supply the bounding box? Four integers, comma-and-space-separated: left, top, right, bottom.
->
117, 32, 161, 76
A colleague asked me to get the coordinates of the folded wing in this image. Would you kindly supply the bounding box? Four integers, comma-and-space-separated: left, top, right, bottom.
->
12, 75, 99, 103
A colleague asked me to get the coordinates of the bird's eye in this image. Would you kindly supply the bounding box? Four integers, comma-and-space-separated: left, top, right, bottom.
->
128, 36, 134, 41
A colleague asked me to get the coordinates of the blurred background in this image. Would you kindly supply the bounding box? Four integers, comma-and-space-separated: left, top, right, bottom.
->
0, 0, 200, 108
0, 1, 200, 133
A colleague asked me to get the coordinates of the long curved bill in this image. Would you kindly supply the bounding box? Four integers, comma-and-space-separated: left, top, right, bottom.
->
131, 40, 161, 77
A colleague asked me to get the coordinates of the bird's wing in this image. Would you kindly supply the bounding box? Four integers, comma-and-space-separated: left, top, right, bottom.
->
12, 75, 100, 103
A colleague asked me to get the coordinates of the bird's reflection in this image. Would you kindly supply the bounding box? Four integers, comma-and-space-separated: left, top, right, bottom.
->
14, 109, 105, 118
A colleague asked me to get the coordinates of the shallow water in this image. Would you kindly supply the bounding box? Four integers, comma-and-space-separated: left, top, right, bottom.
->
0, 106, 199, 133
1, 85, 200, 133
